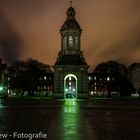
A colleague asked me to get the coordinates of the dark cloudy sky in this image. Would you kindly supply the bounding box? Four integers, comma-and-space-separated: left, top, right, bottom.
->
0, 0, 140, 70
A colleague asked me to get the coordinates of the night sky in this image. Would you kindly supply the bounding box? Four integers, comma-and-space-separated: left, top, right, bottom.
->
0, 0, 140, 71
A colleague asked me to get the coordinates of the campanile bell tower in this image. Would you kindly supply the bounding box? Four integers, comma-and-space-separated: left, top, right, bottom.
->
60, 2, 81, 55
53, 2, 89, 99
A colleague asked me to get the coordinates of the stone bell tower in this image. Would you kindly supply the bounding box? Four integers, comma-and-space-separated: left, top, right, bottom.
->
53, 2, 89, 99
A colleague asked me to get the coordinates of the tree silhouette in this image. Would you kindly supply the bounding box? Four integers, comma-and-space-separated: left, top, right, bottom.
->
92, 61, 133, 96
8, 58, 53, 96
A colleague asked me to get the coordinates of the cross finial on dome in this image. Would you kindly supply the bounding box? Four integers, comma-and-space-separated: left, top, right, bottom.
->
70, 0, 72, 7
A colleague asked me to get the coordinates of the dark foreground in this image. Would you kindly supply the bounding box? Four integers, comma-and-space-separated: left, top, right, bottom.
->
0, 99, 140, 140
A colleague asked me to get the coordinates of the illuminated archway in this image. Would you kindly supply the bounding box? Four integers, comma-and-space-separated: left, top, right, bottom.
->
64, 74, 77, 99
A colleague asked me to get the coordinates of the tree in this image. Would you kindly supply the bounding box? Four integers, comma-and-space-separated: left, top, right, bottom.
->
92, 60, 133, 96
8, 58, 53, 96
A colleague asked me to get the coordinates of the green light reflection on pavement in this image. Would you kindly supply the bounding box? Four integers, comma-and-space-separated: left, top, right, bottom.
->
64, 99, 78, 113
60, 99, 81, 140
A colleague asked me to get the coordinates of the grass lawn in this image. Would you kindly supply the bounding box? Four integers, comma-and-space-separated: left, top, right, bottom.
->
1, 94, 139, 101
89, 95, 139, 100
7, 96, 52, 100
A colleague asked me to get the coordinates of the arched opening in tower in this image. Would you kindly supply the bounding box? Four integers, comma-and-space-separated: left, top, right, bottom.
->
64, 74, 77, 99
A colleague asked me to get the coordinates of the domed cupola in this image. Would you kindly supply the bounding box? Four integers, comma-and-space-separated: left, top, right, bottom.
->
59, 1, 82, 54
60, 4, 82, 32
67, 6, 76, 20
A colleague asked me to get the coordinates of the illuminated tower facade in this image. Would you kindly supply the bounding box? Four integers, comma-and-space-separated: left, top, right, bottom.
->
53, 3, 89, 98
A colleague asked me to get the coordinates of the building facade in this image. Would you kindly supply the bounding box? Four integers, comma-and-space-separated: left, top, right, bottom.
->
129, 63, 140, 93
53, 4, 89, 99
0, 58, 7, 96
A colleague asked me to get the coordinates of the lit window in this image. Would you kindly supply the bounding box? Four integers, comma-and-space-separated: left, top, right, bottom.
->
94, 91, 97, 94
69, 36, 73, 47
63, 36, 67, 49
107, 77, 110, 81
75, 36, 79, 48
90, 91, 94, 95
88, 76, 92, 80
8, 89, 10, 94
94, 76, 96, 80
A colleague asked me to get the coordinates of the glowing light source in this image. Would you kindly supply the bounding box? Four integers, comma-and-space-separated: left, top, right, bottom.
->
69, 76, 71, 81
107, 77, 110, 81
65, 88, 68, 92
90, 91, 94, 95
88, 76, 92, 80
64, 74, 77, 99
69, 82, 71, 85
69, 36, 73, 47
0, 86, 3, 91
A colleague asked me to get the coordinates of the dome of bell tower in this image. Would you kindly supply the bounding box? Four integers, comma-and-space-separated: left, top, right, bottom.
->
60, 5, 82, 32
66, 6, 76, 19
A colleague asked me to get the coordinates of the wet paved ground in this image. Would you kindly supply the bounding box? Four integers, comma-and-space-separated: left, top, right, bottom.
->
0, 99, 140, 140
